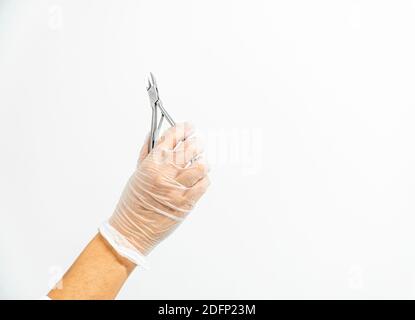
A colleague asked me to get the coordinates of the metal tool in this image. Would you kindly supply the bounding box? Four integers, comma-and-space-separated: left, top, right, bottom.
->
146, 72, 175, 151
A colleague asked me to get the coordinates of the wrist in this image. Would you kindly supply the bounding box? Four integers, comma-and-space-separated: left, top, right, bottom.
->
99, 221, 150, 268
97, 233, 136, 272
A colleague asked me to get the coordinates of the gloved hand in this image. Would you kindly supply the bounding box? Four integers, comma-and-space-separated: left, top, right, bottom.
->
100, 122, 210, 266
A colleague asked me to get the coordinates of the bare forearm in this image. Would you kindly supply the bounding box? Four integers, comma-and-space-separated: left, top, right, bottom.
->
48, 233, 135, 300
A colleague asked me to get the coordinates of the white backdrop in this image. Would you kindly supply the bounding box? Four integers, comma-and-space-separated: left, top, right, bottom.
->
2, 0, 415, 299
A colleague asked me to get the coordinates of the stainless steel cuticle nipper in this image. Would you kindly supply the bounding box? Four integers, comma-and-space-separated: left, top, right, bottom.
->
146, 72, 175, 152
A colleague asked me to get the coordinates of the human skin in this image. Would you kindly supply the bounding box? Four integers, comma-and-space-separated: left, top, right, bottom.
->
48, 123, 208, 299
48, 233, 135, 300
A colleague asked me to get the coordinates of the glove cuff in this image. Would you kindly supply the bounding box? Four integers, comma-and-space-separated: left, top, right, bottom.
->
99, 221, 149, 269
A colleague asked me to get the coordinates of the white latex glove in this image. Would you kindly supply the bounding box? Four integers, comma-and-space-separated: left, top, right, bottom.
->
100, 122, 210, 265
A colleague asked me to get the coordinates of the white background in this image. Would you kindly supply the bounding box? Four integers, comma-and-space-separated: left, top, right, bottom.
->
1, 0, 415, 299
